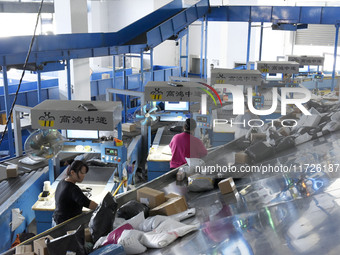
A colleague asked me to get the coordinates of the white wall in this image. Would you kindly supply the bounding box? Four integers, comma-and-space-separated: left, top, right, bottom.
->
206, 22, 229, 75
88, 1, 112, 68
152, 0, 178, 67
187, 21, 227, 76
261, 24, 294, 61
87, 0, 178, 69
55, 0, 91, 100
88, 0, 154, 70
0, 14, 38, 37
188, 21, 260, 77
224, 22, 258, 68
186, 19, 307, 79
153, 40, 179, 67
107, 0, 154, 32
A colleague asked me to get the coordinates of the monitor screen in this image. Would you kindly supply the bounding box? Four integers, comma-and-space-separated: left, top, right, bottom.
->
164, 101, 189, 111
266, 73, 283, 81
66, 130, 99, 140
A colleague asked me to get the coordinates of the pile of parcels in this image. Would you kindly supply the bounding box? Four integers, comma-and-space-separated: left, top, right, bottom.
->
233, 100, 340, 164
14, 180, 236, 255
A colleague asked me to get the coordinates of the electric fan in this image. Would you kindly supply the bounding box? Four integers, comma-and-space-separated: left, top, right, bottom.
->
134, 104, 160, 126
24, 129, 65, 161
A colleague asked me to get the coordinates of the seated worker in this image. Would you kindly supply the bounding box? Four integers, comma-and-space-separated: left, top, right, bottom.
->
52, 160, 98, 226
169, 118, 208, 169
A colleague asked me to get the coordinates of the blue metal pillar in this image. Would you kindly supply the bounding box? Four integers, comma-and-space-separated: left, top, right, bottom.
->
200, 17, 204, 78
179, 37, 182, 77
246, 21, 252, 70
204, 17, 208, 80
48, 159, 54, 183
66, 59, 72, 100
150, 48, 154, 81
123, 54, 126, 89
2, 65, 15, 157
123, 54, 127, 122
113, 56, 117, 101
331, 23, 339, 91
259, 22, 264, 61
140, 52, 144, 91
37, 70, 42, 103
185, 30, 189, 78
117, 122, 122, 140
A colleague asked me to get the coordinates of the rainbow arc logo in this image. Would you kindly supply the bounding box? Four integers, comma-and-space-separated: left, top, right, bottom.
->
197, 82, 223, 106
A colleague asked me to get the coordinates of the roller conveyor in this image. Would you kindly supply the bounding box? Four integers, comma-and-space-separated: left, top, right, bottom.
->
6, 131, 340, 255
0, 171, 37, 205
0, 157, 49, 205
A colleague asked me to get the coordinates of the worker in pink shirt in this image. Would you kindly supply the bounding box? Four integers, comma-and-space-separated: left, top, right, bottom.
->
169, 118, 208, 169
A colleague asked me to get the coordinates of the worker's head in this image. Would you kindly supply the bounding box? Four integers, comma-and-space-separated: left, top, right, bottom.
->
183, 118, 197, 134
67, 160, 89, 183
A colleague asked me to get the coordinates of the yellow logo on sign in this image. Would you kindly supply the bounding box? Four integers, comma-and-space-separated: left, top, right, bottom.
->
38, 120, 55, 127
215, 79, 226, 84
38, 112, 55, 127
150, 88, 163, 100
151, 94, 162, 100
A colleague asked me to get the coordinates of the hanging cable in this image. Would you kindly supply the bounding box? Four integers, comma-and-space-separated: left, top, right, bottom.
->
0, 0, 44, 148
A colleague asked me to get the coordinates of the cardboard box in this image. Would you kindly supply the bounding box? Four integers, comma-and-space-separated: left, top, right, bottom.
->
218, 177, 236, 195
33, 235, 53, 255
137, 187, 165, 209
122, 123, 136, 132
66, 230, 76, 235
149, 196, 188, 216
101, 73, 110, 79
84, 227, 92, 242
15, 245, 32, 254
250, 133, 266, 143
6, 164, 18, 178
220, 189, 239, 204
235, 151, 250, 164
0, 113, 13, 125
165, 193, 181, 200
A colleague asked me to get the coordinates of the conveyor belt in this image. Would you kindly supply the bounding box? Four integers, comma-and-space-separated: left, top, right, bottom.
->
0, 156, 49, 207
9, 131, 340, 255
0, 171, 37, 205
141, 131, 340, 254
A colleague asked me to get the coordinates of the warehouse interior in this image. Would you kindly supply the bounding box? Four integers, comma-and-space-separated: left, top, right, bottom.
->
1, 0, 340, 254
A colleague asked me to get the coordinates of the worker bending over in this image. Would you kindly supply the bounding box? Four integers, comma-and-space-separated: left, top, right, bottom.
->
52, 160, 98, 226
169, 118, 208, 169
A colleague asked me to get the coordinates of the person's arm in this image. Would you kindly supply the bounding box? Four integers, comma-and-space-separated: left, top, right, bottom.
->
72, 186, 97, 210
89, 200, 98, 210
